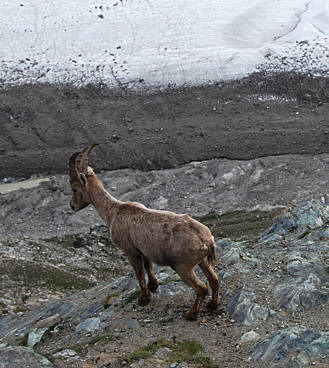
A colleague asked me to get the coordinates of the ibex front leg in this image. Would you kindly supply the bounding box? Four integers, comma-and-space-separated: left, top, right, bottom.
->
128, 254, 150, 305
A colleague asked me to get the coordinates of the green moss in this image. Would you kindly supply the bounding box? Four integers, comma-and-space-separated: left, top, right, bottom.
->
44, 234, 75, 248
19, 332, 29, 347
88, 333, 114, 346
103, 292, 120, 309
197, 208, 283, 241
118, 338, 214, 367
124, 289, 140, 304
159, 277, 181, 286
177, 340, 202, 355
0, 259, 95, 292
118, 339, 172, 366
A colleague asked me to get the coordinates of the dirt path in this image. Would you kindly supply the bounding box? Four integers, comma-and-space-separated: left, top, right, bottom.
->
1, 72, 329, 180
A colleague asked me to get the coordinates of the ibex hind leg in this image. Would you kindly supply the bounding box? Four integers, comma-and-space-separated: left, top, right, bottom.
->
199, 258, 220, 310
174, 265, 208, 321
142, 255, 158, 292
128, 254, 151, 306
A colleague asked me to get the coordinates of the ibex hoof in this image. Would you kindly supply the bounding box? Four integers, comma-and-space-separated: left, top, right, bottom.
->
185, 311, 198, 321
206, 299, 220, 310
138, 295, 151, 306
148, 281, 159, 293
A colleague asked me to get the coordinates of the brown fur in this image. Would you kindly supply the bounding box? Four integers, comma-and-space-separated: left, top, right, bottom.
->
69, 146, 220, 320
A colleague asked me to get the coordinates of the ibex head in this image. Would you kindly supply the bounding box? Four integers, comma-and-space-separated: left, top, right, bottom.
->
68, 144, 98, 211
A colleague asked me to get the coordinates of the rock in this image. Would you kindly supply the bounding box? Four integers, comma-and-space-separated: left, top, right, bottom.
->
154, 346, 172, 359
27, 327, 48, 347
0, 346, 52, 367
286, 256, 329, 282
258, 196, 329, 243
227, 288, 273, 325
239, 330, 261, 343
215, 238, 236, 250
124, 318, 141, 330
53, 349, 79, 359
221, 247, 244, 265
276, 274, 329, 312
35, 314, 61, 329
252, 326, 329, 365
75, 317, 100, 334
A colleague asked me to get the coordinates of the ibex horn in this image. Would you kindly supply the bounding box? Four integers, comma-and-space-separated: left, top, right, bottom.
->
78, 144, 98, 173
68, 152, 80, 184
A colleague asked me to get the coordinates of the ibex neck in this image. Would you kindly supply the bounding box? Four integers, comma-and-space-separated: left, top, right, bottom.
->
88, 176, 120, 225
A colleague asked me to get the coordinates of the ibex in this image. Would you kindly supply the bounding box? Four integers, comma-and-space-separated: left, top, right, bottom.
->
68, 144, 220, 320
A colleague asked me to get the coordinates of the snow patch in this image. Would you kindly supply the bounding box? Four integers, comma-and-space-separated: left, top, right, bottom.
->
1, 0, 329, 88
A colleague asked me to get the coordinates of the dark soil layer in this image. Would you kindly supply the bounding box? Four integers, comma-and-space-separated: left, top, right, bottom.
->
197, 208, 284, 241
1, 72, 329, 179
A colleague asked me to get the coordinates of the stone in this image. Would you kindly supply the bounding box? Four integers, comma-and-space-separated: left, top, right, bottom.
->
253, 326, 329, 365
35, 314, 61, 329
154, 347, 172, 359
27, 327, 48, 348
53, 349, 78, 359
227, 288, 273, 325
276, 274, 329, 312
0, 346, 52, 367
239, 330, 261, 343
221, 247, 244, 265
75, 317, 100, 334
286, 256, 329, 282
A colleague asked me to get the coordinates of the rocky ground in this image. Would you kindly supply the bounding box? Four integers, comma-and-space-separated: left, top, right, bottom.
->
1, 72, 329, 367
0, 197, 329, 368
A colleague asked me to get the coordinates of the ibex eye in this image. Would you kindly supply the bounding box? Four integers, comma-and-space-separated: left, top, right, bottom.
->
73, 189, 77, 193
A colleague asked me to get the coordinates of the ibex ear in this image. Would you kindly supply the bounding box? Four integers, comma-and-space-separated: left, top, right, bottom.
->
80, 173, 87, 186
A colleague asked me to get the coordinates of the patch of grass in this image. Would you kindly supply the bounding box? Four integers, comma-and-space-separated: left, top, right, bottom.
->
159, 277, 181, 286
197, 208, 283, 241
118, 339, 172, 366
0, 259, 95, 292
118, 338, 214, 367
88, 333, 114, 346
103, 292, 120, 309
44, 234, 75, 248
177, 340, 202, 355
19, 332, 29, 347
124, 289, 140, 305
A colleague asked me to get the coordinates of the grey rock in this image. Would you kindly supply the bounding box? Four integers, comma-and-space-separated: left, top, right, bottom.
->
221, 247, 244, 265
276, 274, 329, 312
259, 196, 329, 242
0, 346, 52, 367
239, 330, 261, 343
227, 288, 272, 325
154, 346, 172, 359
27, 327, 48, 348
53, 349, 79, 359
253, 326, 329, 365
75, 317, 100, 334
124, 318, 141, 330
35, 314, 61, 329
286, 256, 329, 282
215, 238, 236, 250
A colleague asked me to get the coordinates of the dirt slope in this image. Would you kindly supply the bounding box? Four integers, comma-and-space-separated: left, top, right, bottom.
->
1, 72, 329, 180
